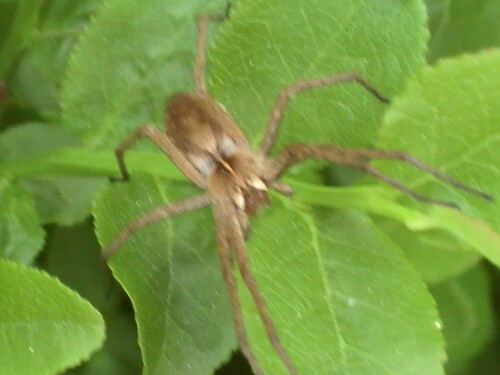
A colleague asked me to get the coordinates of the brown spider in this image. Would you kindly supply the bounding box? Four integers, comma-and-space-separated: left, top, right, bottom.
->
102, 13, 491, 375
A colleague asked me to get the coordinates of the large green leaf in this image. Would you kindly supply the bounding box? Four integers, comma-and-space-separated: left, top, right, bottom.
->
0, 258, 105, 375
430, 264, 494, 374
239, 204, 445, 374
61, 0, 228, 149
210, 0, 427, 150
93, 175, 235, 375
0, 177, 44, 264
376, 51, 500, 265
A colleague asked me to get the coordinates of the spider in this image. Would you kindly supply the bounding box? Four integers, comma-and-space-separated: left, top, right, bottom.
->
102, 12, 492, 375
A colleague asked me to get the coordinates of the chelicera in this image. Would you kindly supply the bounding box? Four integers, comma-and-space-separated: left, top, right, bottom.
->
102, 12, 491, 375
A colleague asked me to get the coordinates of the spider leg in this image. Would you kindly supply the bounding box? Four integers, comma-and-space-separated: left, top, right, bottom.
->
223, 202, 299, 375
212, 197, 265, 375
195, 7, 231, 94
266, 144, 492, 208
114, 126, 205, 188
269, 181, 294, 196
259, 72, 389, 155
102, 193, 210, 259
341, 148, 493, 201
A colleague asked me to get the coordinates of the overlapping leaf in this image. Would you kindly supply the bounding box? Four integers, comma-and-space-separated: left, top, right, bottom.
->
376, 51, 500, 266
93, 176, 235, 375
210, 0, 428, 150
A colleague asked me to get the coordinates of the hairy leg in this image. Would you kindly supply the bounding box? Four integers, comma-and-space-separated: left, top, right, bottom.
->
259, 72, 389, 155
212, 197, 265, 375
114, 126, 205, 187
265, 143, 492, 207
102, 193, 210, 259
194, 7, 231, 94
337, 148, 493, 201
224, 201, 299, 375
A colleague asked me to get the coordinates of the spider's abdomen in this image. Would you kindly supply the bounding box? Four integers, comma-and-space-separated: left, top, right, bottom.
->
165, 92, 248, 176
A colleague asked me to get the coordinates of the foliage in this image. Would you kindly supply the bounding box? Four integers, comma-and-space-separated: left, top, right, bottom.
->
0, 0, 498, 374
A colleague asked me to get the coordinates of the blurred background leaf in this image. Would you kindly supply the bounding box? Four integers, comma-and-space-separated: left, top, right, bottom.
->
425, 0, 500, 63
0, 123, 104, 225
430, 264, 494, 374
0, 178, 44, 263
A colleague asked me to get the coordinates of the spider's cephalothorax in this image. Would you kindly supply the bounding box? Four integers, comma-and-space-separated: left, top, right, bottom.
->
166, 91, 272, 220
104, 12, 492, 375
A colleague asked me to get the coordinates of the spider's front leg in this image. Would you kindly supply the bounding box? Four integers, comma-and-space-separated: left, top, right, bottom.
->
264, 144, 492, 208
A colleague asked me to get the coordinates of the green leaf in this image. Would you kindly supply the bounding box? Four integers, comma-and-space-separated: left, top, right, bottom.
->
430, 264, 494, 373
375, 217, 481, 284
93, 175, 235, 375
0, 258, 105, 375
426, 0, 500, 63
0, 178, 44, 264
210, 0, 428, 150
0, 123, 104, 225
241, 204, 445, 374
376, 51, 500, 265
60, 0, 228, 149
